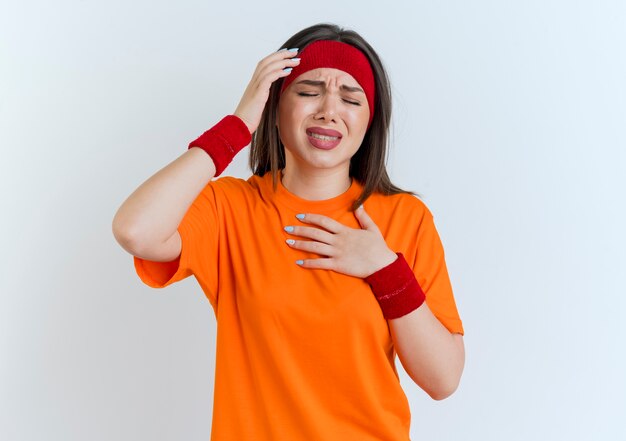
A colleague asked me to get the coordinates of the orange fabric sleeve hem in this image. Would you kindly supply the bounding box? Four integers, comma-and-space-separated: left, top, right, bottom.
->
132, 222, 193, 288
437, 315, 465, 335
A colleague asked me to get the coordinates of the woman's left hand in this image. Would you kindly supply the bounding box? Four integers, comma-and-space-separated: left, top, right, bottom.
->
284, 205, 398, 278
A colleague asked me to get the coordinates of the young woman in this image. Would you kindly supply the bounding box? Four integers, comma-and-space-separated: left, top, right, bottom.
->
113, 22, 465, 441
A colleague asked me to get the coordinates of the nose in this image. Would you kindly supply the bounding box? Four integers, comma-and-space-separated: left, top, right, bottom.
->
314, 92, 339, 123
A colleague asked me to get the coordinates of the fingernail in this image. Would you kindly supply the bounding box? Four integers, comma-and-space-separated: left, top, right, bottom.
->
286, 239, 295, 245
288, 48, 299, 52
296, 260, 304, 265
283, 67, 293, 72
284, 226, 294, 232
296, 214, 305, 220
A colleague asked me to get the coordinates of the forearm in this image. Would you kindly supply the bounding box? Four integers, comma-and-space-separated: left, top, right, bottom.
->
388, 302, 465, 400
112, 113, 252, 250
112, 147, 216, 248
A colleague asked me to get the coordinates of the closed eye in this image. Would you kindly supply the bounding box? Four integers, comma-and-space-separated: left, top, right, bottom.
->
297, 92, 361, 106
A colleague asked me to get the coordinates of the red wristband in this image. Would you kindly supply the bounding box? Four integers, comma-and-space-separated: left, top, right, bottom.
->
364, 252, 426, 320
188, 114, 252, 176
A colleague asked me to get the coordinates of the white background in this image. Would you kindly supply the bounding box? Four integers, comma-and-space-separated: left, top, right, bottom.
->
1, 1, 625, 440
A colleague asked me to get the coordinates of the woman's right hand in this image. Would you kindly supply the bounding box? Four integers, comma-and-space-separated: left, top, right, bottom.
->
233, 48, 300, 134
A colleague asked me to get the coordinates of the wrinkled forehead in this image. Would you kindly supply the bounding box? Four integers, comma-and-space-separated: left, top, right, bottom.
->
289, 68, 363, 90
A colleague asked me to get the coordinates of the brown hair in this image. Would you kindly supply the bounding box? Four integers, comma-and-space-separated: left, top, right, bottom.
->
249, 22, 420, 211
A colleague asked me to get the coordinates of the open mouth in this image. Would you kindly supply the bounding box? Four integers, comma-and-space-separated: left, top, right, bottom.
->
306, 130, 341, 141
306, 130, 342, 150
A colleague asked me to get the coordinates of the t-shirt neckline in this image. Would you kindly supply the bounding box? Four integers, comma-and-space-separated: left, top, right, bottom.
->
262, 170, 362, 213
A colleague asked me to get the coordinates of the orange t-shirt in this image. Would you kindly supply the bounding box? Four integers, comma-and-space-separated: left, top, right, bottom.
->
133, 171, 464, 440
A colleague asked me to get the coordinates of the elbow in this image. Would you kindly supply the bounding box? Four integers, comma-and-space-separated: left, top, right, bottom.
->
112, 213, 140, 254
408, 359, 464, 401
425, 368, 463, 401
430, 334, 465, 400
429, 380, 460, 401
429, 364, 464, 400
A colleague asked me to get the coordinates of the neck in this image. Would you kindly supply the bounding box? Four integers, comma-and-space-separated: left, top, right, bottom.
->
280, 167, 352, 201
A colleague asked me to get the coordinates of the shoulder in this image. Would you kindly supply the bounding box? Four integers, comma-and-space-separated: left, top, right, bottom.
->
366, 190, 434, 223
206, 174, 263, 198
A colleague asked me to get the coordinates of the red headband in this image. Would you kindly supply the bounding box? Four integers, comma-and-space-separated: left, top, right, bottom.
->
279, 40, 376, 129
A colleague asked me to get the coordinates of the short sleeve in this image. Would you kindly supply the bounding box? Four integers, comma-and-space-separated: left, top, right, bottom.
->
133, 181, 220, 306
413, 207, 465, 335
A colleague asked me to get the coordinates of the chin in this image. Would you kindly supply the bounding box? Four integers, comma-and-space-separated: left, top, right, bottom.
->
283, 139, 357, 169
301, 156, 352, 172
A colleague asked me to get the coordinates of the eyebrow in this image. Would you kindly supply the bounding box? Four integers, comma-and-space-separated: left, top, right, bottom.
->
295, 79, 364, 94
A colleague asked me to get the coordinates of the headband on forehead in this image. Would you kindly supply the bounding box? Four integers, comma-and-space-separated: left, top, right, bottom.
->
279, 40, 376, 129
